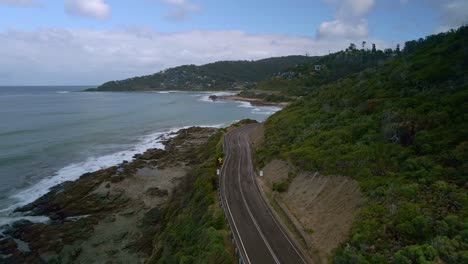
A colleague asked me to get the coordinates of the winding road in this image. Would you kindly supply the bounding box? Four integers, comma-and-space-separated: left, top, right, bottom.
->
220, 124, 308, 264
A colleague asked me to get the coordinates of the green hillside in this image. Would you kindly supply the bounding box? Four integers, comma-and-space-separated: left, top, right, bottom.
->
87, 56, 318, 91
238, 43, 401, 103
257, 27, 467, 263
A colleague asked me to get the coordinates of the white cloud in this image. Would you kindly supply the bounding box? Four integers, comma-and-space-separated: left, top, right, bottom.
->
437, 0, 468, 28
317, 0, 375, 39
0, 27, 391, 85
160, 0, 186, 4
64, 0, 111, 20
401, 0, 467, 32
337, 0, 375, 18
0, 0, 41, 7
159, 0, 200, 21
317, 19, 368, 39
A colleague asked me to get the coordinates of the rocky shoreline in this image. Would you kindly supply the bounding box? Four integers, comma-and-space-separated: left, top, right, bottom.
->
0, 127, 218, 263
208, 94, 289, 107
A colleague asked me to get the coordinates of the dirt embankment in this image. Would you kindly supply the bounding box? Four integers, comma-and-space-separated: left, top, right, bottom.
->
250, 125, 362, 263
0, 127, 217, 264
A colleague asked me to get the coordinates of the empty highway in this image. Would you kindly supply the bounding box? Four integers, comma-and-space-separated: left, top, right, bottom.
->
220, 124, 308, 264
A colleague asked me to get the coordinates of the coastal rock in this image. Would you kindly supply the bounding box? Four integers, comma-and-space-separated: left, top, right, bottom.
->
110, 175, 125, 183
11, 220, 34, 230
145, 187, 169, 197
138, 149, 166, 160
142, 208, 162, 226
0, 237, 17, 255
3, 126, 218, 263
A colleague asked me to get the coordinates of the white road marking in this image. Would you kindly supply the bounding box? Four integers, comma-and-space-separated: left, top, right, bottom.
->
221, 136, 252, 264
235, 132, 281, 264
242, 129, 309, 264
221, 124, 309, 264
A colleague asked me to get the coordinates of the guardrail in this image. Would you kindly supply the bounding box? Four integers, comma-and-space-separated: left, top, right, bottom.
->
218, 183, 246, 264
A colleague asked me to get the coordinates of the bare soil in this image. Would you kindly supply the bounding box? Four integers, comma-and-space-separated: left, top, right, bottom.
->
254, 124, 362, 263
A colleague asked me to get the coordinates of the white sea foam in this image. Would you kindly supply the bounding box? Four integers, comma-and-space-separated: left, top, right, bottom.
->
197, 92, 236, 103
56, 91, 70, 94
251, 106, 282, 115
0, 124, 224, 216
236, 101, 253, 108
236, 101, 281, 115
196, 92, 282, 115
0, 215, 49, 230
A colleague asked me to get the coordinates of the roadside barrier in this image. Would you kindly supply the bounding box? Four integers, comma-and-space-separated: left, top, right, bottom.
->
218, 181, 245, 264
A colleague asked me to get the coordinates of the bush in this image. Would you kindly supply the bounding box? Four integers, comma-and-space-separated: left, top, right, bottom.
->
393, 245, 438, 264
257, 26, 468, 263
272, 180, 289, 192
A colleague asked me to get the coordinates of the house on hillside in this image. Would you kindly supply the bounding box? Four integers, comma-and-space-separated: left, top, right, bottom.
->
314, 65, 323, 71
275, 72, 297, 79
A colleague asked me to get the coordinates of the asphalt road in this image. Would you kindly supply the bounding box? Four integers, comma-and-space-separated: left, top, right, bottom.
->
220, 124, 308, 264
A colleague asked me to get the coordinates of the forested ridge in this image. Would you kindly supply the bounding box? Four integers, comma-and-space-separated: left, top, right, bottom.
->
257, 27, 467, 263
252, 42, 394, 96
87, 56, 317, 91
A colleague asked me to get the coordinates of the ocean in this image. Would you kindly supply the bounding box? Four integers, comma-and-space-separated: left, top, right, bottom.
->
0, 86, 280, 224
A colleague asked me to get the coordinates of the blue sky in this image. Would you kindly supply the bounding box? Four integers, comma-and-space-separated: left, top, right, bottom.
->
0, 0, 466, 85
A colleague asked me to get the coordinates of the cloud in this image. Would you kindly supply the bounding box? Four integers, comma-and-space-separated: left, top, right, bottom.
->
401, 0, 467, 32
317, 19, 368, 39
159, 0, 200, 21
437, 0, 468, 28
0, 27, 391, 85
317, 0, 375, 39
336, 0, 375, 18
0, 0, 41, 7
64, 0, 111, 20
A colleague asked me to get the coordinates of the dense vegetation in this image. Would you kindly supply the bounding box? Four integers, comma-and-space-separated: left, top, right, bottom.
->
87, 56, 317, 92
147, 130, 233, 264
147, 120, 260, 263
257, 27, 467, 263
245, 42, 399, 100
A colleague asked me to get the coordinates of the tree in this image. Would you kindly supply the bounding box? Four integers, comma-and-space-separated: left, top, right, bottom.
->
349, 43, 357, 51
372, 43, 377, 52
362, 41, 367, 49
384, 48, 394, 56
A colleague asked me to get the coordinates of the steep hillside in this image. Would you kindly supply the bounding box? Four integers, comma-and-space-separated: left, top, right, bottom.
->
257, 27, 467, 263
87, 56, 318, 92
240, 43, 399, 103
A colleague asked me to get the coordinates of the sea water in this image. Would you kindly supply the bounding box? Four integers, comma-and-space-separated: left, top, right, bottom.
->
0, 86, 280, 223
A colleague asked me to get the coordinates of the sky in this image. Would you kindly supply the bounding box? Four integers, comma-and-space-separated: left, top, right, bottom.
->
0, 0, 466, 85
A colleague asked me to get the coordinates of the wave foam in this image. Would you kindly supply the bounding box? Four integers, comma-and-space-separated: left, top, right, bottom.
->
0, 215, 49, 231
237, 101, 253, 108
236, 101, 281, 115
0, 124, 224, 215
197, 92, 236, 103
